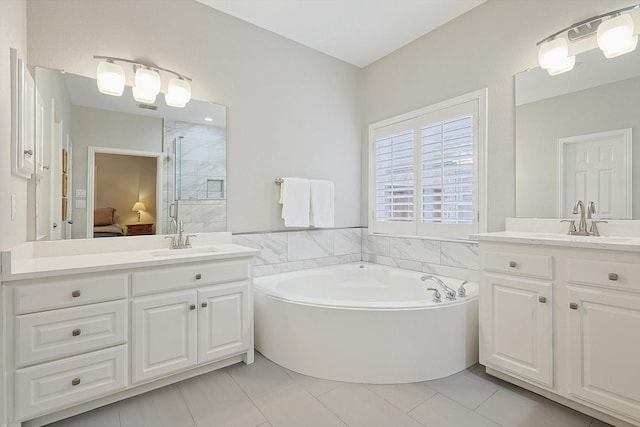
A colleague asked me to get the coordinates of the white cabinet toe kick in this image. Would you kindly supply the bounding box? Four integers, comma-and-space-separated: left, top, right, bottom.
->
2, 255, 255, 427
478, 241, 640, 427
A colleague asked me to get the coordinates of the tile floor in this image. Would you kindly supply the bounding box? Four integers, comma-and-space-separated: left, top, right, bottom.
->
47, 353, 613, 427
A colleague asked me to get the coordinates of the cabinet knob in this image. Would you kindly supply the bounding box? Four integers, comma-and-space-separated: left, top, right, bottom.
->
509, 261, 517, 268
190, 304, 196, 310
71, 290, 81, 298
539, 296, 547, 303
201, 302, 208, 308
72, 329, 81, 337
71, 378, 81, 386
195, 274, 202, 280
569, 302, 578, 310
608, 273, 619, 281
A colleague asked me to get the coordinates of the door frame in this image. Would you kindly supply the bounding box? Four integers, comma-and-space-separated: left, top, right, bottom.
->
87, 146, 163, 239
557, 128, 632, 218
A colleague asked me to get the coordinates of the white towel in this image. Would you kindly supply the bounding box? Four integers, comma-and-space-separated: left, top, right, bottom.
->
279, 178, 311, 227
310, 179, 335, 228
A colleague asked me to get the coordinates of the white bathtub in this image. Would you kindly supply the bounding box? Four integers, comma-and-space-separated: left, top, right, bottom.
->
254, 263, 479, 384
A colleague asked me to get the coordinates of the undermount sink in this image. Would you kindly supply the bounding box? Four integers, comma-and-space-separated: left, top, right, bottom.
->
150, 246, 219, 257
526, 233, 631, 243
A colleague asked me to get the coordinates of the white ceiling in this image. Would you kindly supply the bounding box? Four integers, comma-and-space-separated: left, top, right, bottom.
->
195, 0, 487, 68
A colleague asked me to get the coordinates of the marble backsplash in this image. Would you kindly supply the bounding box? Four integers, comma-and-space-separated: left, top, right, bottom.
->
232, 228, 479, 281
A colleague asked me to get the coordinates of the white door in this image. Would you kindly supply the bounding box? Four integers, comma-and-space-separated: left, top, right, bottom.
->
482, 274, 553, 387
560, 129, 632, 219
131, 291, 197, 384
568, 286, 640, 421
198, 281, 250, 364
65, 139, 73, 239
50, 120, 63, 240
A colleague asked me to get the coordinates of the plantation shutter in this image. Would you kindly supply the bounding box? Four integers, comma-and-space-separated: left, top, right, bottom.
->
371, 119, 416, 235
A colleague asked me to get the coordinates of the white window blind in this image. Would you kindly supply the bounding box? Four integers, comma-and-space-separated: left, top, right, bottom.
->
369, 90, 486, 239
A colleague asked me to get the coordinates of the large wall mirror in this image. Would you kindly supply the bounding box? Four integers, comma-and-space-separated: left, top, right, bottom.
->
515, 46, 640, 219
32, 67, 227, 240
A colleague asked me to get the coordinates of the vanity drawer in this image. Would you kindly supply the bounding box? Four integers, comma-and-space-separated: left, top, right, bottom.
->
132, 259, 249, 296
15, 273, 128, 314
15, 346, 127, 421
483, 251, 553, 280
15, 300, 127, 367
568, 259, 640, 292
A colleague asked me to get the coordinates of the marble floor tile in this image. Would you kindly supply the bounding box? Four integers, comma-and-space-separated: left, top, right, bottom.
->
45, 403, 121, 427
119, 385, 194, 427
476, 387, 593, 427
426, 370, 499, 410
409, 393, 502, 427
282, 368, 343, 397
318, 384, 423, 427
367, 382, 437, 412
178, 369, 266, 427
253, 384, 347, 427
226, 353, 296, 400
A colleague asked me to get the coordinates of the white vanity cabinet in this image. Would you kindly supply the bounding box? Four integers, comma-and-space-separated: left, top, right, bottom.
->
478, 240, 640, 427
1, 244, 257, 427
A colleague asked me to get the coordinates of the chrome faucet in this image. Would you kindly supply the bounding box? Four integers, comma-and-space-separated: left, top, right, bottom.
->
572, 200, 589, 236
165, 219, 196, 249
421, 275, 456, 300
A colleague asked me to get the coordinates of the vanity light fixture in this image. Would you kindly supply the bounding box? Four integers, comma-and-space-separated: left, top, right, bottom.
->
537, 4, 640, 76
93, 56, 192, 107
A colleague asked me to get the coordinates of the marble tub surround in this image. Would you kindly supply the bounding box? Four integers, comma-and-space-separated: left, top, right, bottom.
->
232, 228, 362, 277
1, 232, 258, 280
362, 232, 479, 282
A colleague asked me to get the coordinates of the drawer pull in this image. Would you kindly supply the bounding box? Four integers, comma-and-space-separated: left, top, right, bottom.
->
608, 273, 619, 281
201, 302, 208, 308
509, 261, 517, 268
539, 296, 547, 303
195, 274, 202, 280
569, 302, 578, 310
71, 290, 81, 298
71, 378, 81, 386
72, 329, 81, 337
189, 304, 196, 310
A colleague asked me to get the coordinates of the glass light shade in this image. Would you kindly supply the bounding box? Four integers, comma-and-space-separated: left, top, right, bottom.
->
546, 55, 576, 76
538, 38, 572, 70
133, 68, 161, 104
597, 13, 638, 58
96, 61, 125, 96
165, 78, 191, 108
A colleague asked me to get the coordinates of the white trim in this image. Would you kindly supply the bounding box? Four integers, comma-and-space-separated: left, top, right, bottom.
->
86, 147, 164, 239
557, 128, 632, 219
368, 88, 488, 239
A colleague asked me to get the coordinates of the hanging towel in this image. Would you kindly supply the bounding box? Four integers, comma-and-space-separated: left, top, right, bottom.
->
279, 177, 311, 227
310, 179, 335, 228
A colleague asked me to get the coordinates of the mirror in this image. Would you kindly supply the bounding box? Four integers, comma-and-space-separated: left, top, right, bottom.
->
32, 67, 227, 240
515, 47, 640, 219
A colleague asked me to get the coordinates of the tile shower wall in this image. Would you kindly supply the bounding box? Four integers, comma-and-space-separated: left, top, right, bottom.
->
233, 228, 479, 280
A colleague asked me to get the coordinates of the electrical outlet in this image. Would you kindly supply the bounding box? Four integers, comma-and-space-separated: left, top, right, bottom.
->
75, 189, 87, 199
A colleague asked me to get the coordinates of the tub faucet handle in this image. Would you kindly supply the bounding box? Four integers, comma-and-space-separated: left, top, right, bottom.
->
427, 287, 441, 303
458, 280, 468, 297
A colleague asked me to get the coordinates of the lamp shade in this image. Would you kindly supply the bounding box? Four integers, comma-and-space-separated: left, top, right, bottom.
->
96, 61, 125, 96
131, 201, 146, 212
133, 68, 161, 104
597, 13, 638, 58
165, 78, 191, 108
538, 38, 575, 75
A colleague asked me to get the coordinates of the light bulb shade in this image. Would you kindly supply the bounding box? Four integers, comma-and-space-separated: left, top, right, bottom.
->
165, 78, 191, 108
538, 38, 573, 70
546, 55, 576, 76
131, 201, 146, 212
133, 68, 161, 104
597, 13, 638, 58
96, 61, 125, 96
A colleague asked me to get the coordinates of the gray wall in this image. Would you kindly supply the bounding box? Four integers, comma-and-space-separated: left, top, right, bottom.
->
516, 76, 640, 218
26, 0, 362, 234
361, 0, 639, 232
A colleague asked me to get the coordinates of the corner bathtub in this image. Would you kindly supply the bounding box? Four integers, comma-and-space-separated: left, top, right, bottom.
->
254, 263, 478, 384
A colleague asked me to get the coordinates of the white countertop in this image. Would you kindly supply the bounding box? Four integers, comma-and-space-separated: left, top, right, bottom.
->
472, 231, 640, 252
1, 241, 260, 281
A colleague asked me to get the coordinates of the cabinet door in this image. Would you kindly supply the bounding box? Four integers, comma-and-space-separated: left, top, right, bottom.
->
482, 274, 553, 386
198, 281, 250, 364
131, 291, 197, 384
568, 286, 640, 421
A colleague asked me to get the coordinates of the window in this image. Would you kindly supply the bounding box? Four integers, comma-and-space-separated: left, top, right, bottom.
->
369, 89, 486, 239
